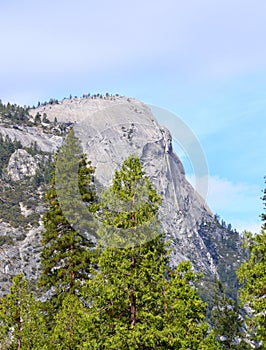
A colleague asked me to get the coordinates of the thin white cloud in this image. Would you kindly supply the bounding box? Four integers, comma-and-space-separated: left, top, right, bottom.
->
206, 176, 260, 212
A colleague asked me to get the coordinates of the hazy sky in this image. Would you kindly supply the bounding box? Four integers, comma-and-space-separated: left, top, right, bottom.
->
1, 0, 265, 232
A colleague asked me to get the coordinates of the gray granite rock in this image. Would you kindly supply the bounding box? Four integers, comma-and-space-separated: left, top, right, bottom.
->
7, 149, 38, 181
30, 97, 226, 275
0, 96, 244, 295
0, 124, 62, 153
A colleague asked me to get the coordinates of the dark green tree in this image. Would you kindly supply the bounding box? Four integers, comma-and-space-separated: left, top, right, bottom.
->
34, 112, 41, 125
0, 273, 46, 349
81, 155, 219, 349
42, 113, 50, 123
210, 280, 248, 349
238, 178, 266, 348
38, 129, 97, 314
49, 294, 87, 349
0, 134, 22, 177
238, 230, 266, 348
262, 176, 266, 229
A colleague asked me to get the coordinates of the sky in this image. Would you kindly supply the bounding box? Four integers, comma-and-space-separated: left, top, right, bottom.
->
0, 0, 265, 233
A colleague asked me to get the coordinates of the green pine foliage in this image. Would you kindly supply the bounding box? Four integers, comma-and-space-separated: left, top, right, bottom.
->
96, 155, 161, 248
0, 134, 22, 178
0, 176, 45, 230
49, 294, 88, 349
238, 230, 266, 348
1, 135, 255, 348
210, 280, 248, 349
159, 262, 220, 350
0, 101, 31, 126
38, 129, 97, 312
262, 177, 266, 230
82, 239, 169, 349
0, 133, 53, 230
81, 155, 220, 349
237, 178, 266, 348
0, 151, 53, 231
0, 273, 47, 349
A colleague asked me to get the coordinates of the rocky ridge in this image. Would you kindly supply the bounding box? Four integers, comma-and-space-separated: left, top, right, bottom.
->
0, 95, 244, 296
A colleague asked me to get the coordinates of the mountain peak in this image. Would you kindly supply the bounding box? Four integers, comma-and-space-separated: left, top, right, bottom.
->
0, 95, 245, 298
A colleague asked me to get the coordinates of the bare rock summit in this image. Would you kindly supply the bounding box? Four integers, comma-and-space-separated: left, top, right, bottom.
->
30, 96, 243, 278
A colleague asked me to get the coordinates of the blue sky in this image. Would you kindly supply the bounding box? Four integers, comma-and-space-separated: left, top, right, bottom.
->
0, 0, 265, 232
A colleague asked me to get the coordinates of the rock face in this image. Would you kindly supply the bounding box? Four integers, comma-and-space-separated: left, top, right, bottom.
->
0, 222, 43, 292
0, 96, 244, 295
7, 149, 38, 181
29, 96, 243, 276
0, 124, 62, 153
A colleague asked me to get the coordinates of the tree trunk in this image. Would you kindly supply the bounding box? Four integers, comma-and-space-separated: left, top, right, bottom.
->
130, 289, 136, 329
70, 244, 75, 292
130, 256, 136, 328
17, 316, 21, 350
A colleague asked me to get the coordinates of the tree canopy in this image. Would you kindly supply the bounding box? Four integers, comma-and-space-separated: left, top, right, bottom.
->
80, 155, 219, 349
38, 128, 97, 315
237, 178, 266, 348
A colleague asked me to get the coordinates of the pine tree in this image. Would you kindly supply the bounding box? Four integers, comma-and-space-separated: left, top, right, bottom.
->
238, 178, 266, 348
238, 230, 266, 348
96, 154, 161, 248
38, 129, 97, 315
49, 294, 87, 349
0, 273, 46, 349
161, 261, 221, 350
81, 155, 220, 349
262, 176, 266, 230
210, 280, 248, 349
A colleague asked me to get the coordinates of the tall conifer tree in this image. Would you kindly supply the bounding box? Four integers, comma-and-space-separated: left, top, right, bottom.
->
49, 294, 87, 349
262, 176, 266, 230
238, 178, 266, 348
81, 155, 219, 349
210, 281, 248, 349
0, 273, 46, 349
39, 129, 97, 312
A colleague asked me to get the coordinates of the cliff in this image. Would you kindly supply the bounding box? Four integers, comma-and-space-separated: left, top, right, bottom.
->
0, 95, 244, 296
